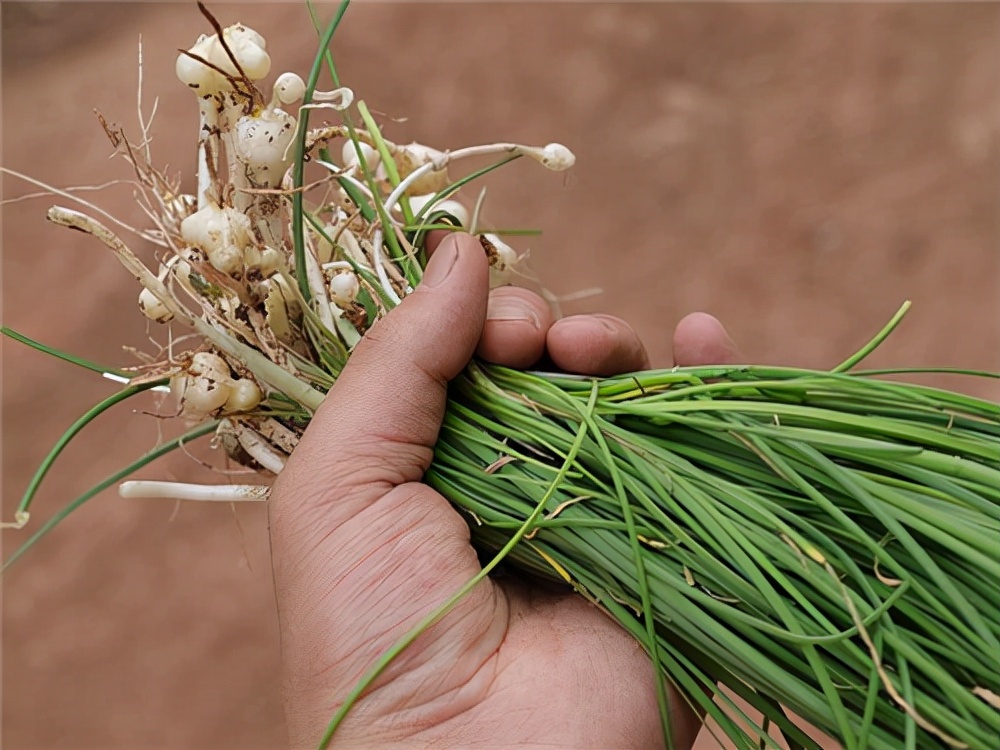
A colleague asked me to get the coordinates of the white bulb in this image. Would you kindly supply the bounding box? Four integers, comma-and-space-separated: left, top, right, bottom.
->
182, 375, 232, 415
540, 143, 575, 171
179, 353, 234, 416
225, 378, 262, 412
395, 143, 449, 195
408, 195, 468, 227
180, 205, 252, 275
176, 40, 221, 91
273, 72, 305, 105
190, 352, 231, 379
172, 259, 193, 286
245, 246, 282, 277
208, 245, 243, 274
181, 205, 250, 250
484, 233, 519, 289
229, 24, 265, 49
328, 272, 360, 305
432, 199, 469, 227
176, 24, 270, 92
234, 111, 297, 185
221, 24, 270, 80
398, 143, 445, 171
487, 234, 518, 269
138, 288, 172, 323
341, 141, 380, 171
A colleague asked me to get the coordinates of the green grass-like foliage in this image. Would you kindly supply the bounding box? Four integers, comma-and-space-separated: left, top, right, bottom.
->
428, 360, 1000, 750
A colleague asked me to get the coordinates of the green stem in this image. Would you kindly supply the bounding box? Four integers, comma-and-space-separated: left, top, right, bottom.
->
16, 381, 168, 518
292, 0, 351, 301
833, 301, 911, 373
3, 421, 219, 570
356, 99, 414, 228
2, 326, 125, 377
571, 398, 673, 745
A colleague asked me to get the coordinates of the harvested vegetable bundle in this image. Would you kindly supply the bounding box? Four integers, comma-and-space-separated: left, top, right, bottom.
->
3, 3, 998, 749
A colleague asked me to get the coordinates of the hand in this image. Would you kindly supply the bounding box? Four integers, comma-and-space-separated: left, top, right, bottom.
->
269, 232, 741, 749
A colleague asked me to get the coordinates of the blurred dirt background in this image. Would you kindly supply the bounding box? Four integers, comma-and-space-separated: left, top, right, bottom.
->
2, 2, 997, 748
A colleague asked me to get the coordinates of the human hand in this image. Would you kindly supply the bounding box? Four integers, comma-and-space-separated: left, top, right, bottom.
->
269, 232, 741, 749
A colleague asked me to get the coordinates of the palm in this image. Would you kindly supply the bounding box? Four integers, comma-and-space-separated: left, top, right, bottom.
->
314, 554, 670, 749
447, 584, 667, 749
275, 484, 667, 749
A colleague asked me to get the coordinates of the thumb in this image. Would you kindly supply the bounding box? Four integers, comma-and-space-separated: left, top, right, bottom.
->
273, 231, 489, 535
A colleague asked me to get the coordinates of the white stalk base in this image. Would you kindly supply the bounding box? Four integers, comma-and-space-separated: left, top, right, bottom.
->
119, 481, 270, 502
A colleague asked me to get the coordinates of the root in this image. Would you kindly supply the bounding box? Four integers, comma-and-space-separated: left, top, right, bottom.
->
119, 480, 269, 502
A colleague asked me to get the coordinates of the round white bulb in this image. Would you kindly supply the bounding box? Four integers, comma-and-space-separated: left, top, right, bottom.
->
225, 378, 262, 412
540, 143, 575, 171
274, 72, 306, 105
328, 272, 360, 305
138, 288, 173, 323
341, 141, 380, 171
190, 352, 231, 380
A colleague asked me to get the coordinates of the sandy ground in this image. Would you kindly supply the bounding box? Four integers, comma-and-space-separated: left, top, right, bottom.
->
2, 3, 997, 748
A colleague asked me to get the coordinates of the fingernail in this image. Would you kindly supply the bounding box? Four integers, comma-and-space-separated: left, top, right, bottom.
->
591, 314, 621, 334
421, 234, 459, 288
559, 314, 616, 333
707, 316, 740, 356
486, 296, 541, 329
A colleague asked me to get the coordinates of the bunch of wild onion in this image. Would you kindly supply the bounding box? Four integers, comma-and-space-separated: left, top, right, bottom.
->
432, 356, 1000, 750
3, 4, 998, 750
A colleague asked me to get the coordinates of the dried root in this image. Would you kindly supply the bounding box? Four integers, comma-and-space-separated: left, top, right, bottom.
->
22, 11, 573, 502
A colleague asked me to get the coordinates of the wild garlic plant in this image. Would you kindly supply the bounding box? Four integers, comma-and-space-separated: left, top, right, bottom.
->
5, 12, 573, 514
5, 4, 999, 750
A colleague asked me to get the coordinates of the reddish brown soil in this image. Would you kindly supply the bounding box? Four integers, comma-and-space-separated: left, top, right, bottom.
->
2, 4, 997, 749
